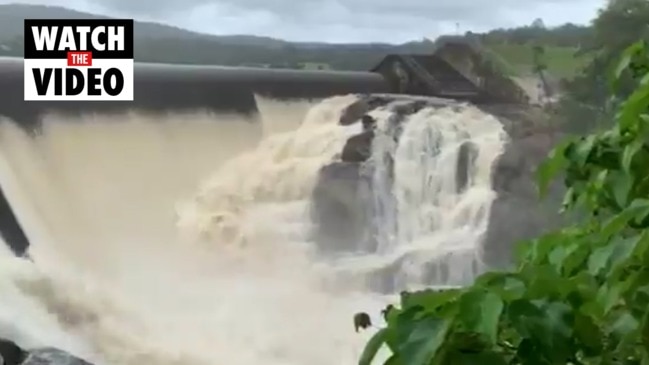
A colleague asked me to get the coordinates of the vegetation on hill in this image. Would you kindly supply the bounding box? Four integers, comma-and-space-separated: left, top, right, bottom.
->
557, 0, 649, 133
356, 1, 649, 363
0, 3, 589, 76
478, 21, 592, 78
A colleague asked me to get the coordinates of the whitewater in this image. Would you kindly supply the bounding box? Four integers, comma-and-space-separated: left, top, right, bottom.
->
0, 94, 507, 364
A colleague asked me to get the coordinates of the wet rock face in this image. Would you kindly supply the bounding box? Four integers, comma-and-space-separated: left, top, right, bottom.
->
482, 129, 566, 267
456, 141, 478, 193
340, 130, 375, 163
312, 95, 565, 274
310, 162, 373, 254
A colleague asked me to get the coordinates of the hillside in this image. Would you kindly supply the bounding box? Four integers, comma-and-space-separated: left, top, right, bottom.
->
486, 44, 589, 78
0, 3, 589, 76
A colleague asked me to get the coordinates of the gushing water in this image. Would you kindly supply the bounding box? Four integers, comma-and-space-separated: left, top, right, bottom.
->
0, 95, 506, 364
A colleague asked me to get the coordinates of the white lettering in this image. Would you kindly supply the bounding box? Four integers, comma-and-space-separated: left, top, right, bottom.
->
31, 26, 58, 51
76, 26, 91, 50
90, 26, 105, 51
58, 27, 76, 51
107, 26, 124, 51
31, 25, 125, 52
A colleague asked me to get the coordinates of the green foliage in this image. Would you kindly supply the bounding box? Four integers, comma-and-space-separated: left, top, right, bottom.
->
357, 41, 649, 365
557, 0, 649, 132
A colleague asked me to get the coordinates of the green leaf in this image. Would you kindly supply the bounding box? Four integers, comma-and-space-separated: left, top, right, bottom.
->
571, 135, 597, 167
398, 317, 451, 365
609, 171, 634, 209
456, 289, 504, 344
621, 139, 644, 174
475, 272, 525, 301
506, 299, 544, 338
610, 312, 639, 342
442, 351, 508, 365
402, 288, 461, 314
608, 235, 641, 272
596, 282, 623, 315
574, 313, 602, 355
359, 329, 388, 365
561, 243, 591, 276
611, 41, 646, 91
536, 139, 570, 198
601, 199, 649, 237
641, 309, 649, 355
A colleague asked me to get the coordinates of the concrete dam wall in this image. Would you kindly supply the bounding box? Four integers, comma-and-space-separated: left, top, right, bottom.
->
0, 57, 392, 256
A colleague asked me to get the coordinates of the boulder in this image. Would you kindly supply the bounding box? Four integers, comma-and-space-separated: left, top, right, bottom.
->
340, 130, 374, 162
0, 338, 95, 365
0, 338, 27, 365
310, 162, 374, 254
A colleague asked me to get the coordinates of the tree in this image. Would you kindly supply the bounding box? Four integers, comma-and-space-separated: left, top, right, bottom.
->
357, 41, 649, 365
531, 18, 546, 29
559, 0, 649, 132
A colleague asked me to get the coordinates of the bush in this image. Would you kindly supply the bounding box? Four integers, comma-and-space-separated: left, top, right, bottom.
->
357, 41, 649, 365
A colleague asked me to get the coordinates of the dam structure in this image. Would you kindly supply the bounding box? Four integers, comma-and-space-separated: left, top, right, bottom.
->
0, 53, 508, 255
0, 53, 541, 364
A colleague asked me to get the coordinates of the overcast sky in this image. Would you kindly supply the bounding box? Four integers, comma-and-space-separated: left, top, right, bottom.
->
3, 0, 605, 43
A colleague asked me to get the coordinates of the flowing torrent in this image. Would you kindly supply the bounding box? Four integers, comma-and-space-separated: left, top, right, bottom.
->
0, 95, 506, 364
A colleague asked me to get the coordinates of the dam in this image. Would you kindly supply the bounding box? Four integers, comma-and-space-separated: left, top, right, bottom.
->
0, 53, 550, 364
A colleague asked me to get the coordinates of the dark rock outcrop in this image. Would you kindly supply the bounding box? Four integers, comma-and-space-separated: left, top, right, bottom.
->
0, 338, 28, 365
456, 141, 478, 193
482, 124, 565, 267
311, 162, 373, 254
0, 338, 94, 365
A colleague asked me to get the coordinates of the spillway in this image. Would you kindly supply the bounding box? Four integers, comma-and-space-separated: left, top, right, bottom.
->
0, 57, 510, 364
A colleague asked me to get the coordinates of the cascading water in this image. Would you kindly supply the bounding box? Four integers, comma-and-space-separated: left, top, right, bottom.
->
325, 101, 507, 292
0, 94, 506, 365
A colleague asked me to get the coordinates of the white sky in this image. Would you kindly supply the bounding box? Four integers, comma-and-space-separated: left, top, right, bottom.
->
2, 0, 605, 43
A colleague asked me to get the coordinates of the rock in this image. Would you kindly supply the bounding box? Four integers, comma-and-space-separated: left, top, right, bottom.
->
22, 348, 94, 365
481, 125, 566, 267
340, 130, 374, 162
0, 338, 95, 365
310, 162, 373, 254
338, 95, 392, 125
0, 338, 27, 365
456, 141, 478, 193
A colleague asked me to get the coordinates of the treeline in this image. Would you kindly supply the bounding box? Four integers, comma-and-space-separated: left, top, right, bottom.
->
0, 3, 598, 72
479, 21, 592, 48
0, 4, 604, 73
131, 39, 435, 70
0, 32, 435, 71
1, 24, 592, 71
